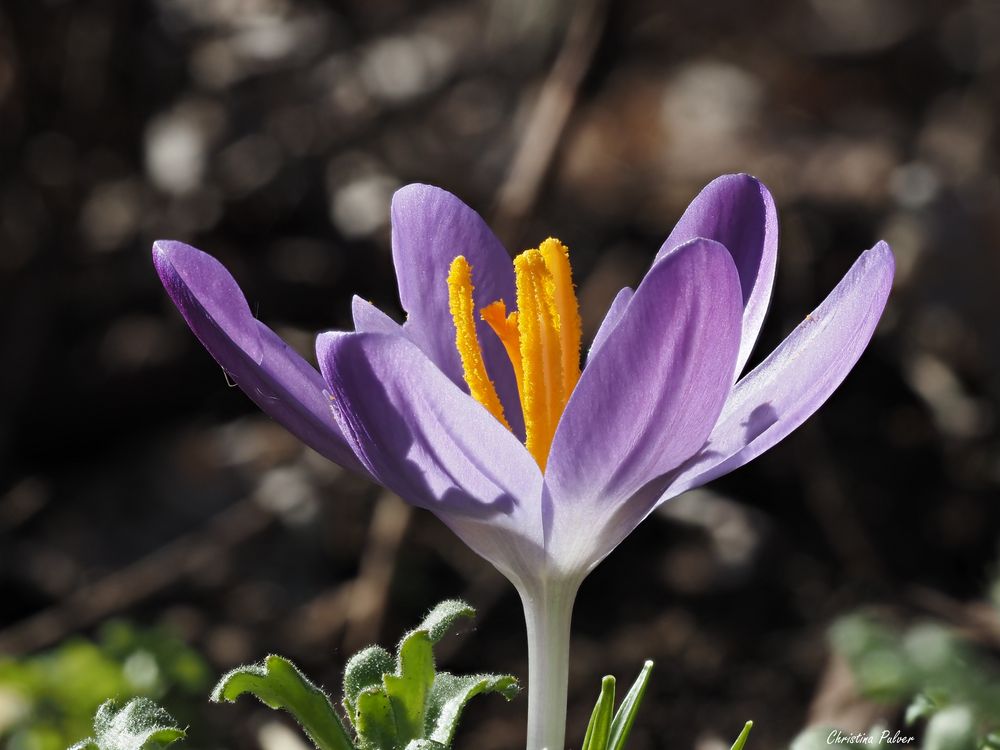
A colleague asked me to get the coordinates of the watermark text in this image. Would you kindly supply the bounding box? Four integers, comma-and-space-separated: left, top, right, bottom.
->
827, 730, 915, 745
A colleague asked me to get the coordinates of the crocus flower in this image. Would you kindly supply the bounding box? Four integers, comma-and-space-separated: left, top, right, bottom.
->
153, 174, 893, 750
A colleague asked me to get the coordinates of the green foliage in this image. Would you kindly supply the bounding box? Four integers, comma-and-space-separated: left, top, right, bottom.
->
794, 613, 1000, 750
924, 706, 976, 750
345, 598, 518, 750
212, 655, 354, 750
577, 662, 750, 750
343, 648, 394, 725
581, 677, 615, 750
382, 628, 437, 745
581, 661, 656, 750
68, 698, 184, 750
730, 721, 754, 750
213, 599, 518, 750
423, 673, 517, 747
0, 622, 208, 750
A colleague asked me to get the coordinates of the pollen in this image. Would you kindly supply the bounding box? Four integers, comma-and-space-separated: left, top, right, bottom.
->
447, 256, 512, 431
539, 238, 582, 402
447, 238, 582, 470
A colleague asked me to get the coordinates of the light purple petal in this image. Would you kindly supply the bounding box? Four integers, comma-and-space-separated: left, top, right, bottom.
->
153, 240, 364, 473
390, 184, 524, 437
352, 295, 403, 335
315, 330, 544, 582
657, 174, 778, 377
544, 238, 743, 572
586, 286, 633, 366
665, 241, 895, 499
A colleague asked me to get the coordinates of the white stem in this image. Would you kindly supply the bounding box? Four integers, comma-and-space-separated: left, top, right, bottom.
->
519, 577, 581, 750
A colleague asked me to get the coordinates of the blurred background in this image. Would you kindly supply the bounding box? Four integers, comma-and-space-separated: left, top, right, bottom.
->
2, 0, 1000, 748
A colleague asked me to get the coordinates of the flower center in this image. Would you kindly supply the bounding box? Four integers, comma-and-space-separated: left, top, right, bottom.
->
447, 238, 582, 470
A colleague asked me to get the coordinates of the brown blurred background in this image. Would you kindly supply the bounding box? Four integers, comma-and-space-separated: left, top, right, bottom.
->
1, 0, 1000, 748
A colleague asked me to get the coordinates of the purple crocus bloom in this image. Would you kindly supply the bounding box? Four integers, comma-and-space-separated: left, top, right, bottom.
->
153, 174, 893, 750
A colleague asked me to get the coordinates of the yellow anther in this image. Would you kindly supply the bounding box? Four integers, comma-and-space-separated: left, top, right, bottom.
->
514, 249, 563, 469
539, 238, 582, 401
447, 256, 511, 430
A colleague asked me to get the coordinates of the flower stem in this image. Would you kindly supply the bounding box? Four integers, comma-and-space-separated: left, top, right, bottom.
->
519, 577, 580, 750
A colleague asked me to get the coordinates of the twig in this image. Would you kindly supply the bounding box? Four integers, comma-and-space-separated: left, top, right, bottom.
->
283, 491, 412, 652
342, 492, 413, 652
0, 497, 274, 654
492, 0, 608, 244
794, 424, 890, 584
907, 585, 1000, 650
284, 584, 352, 652
807, 652, 886, 731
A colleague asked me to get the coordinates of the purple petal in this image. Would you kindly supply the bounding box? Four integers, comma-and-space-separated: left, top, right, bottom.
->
544, 238, 743, 572
657, 174, 778, 377
153, 241, 364, 473
352, 295, 403, 335
665, 241, 895, 498
586, 286, 633, 366
315, 330, 544, 582
390, 184, 524, 437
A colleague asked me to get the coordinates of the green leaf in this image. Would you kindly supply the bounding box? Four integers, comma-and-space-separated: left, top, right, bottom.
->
608, 660, 654, 750
211, 654, 354, 750
409, 600, 475, 645
905, 694, 936, 725
924, 706, 976, 750
343, 599, 515, 750
355, 688, 398, 750
384, 632, 435, 746
69, 698, 185, 750
582, 676, 616, 750
425, 672, 519, 746
730, 721, 753, 750
379, 600, 476, 748
343, 646, 394, 725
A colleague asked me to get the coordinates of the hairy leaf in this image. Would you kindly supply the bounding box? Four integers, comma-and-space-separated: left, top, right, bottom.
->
355, 688, 398, 750
425, 672, 519, 746
407, 600, 475, 645
212, 654, 354, 750
384, 633, 435, 746
69, 698, 185, 750
343, 646, 394, 725
403, 741, 446, 750
376, 599, 476, 748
